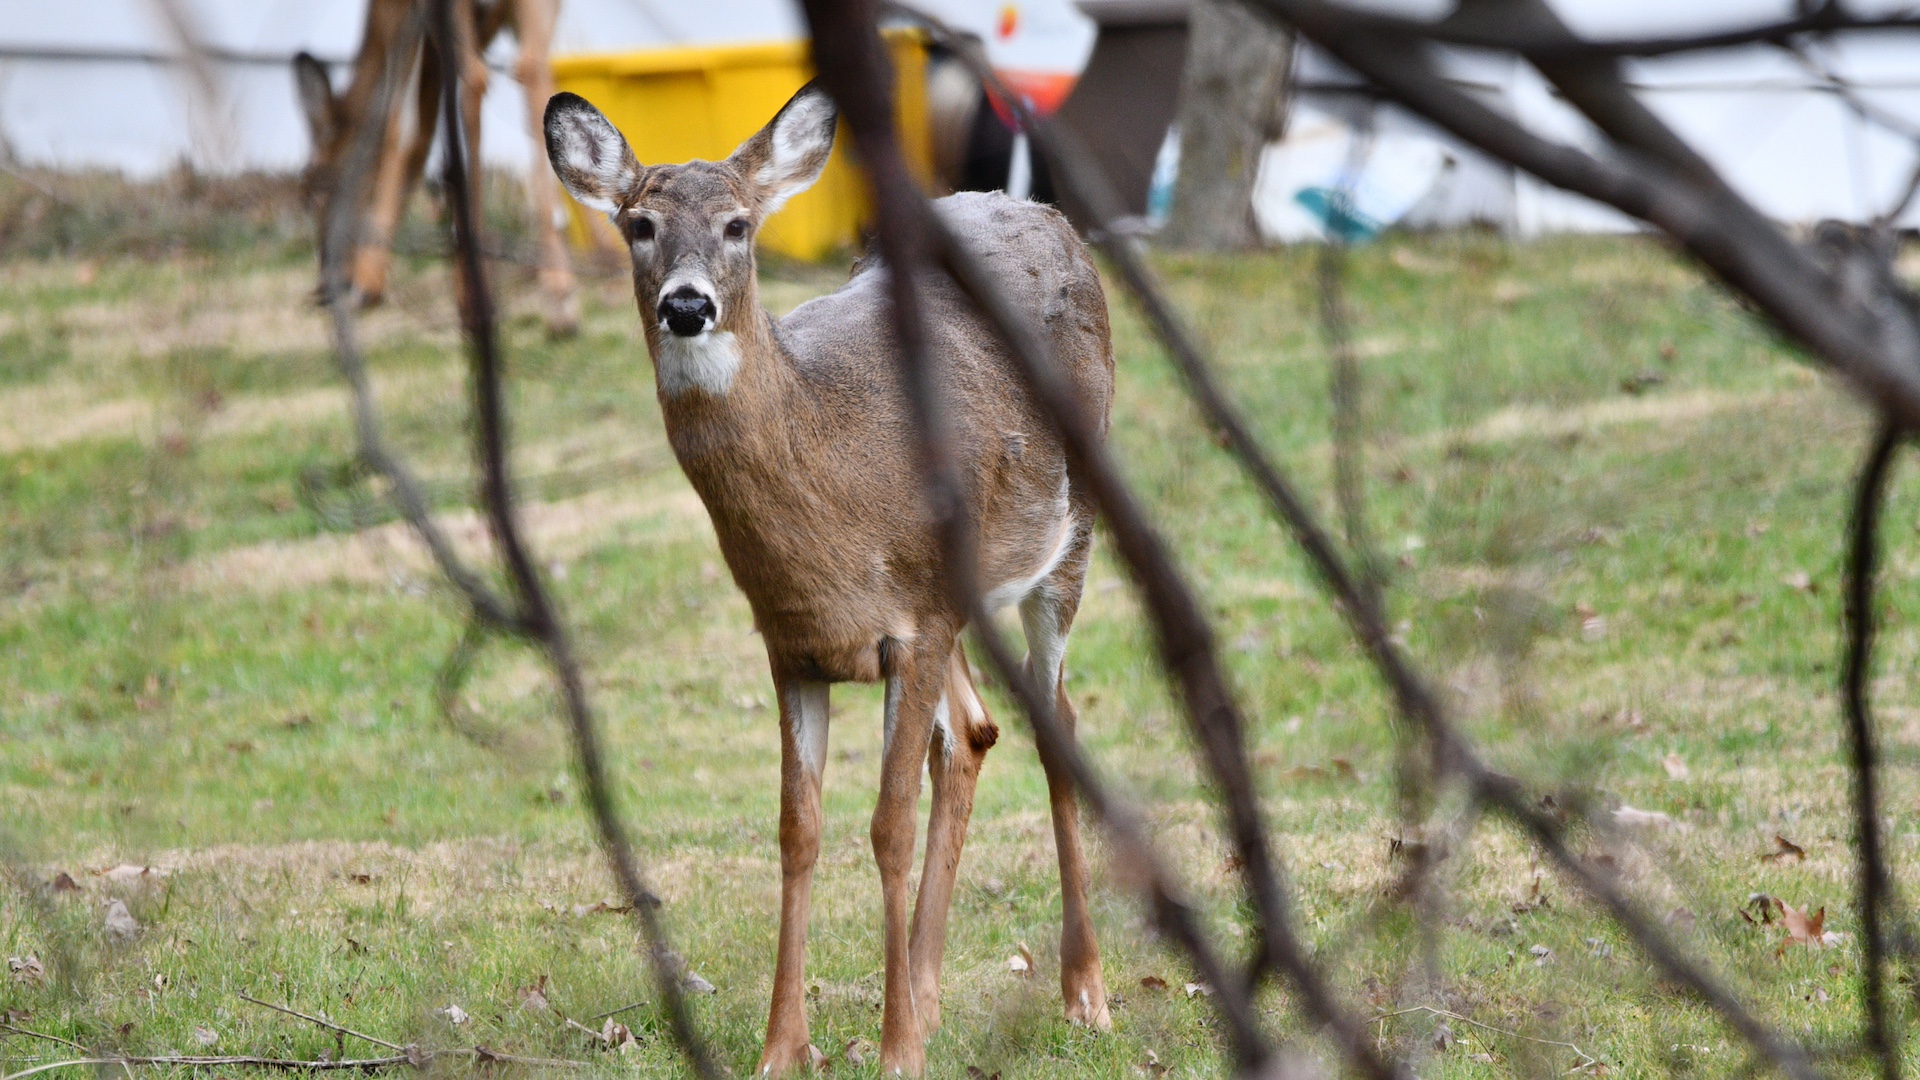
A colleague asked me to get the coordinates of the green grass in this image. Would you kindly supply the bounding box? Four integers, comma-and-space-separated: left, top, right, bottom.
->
3, 228, 1917, 1078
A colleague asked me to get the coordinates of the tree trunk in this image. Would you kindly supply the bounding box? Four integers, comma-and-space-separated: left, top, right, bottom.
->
1160, 0, 1293, 250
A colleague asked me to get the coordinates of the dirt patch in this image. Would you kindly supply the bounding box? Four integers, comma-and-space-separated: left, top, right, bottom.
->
1405, 386, 1805, 453
184, 482, 709, 595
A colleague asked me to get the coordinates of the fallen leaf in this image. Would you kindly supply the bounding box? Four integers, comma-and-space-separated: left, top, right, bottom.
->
842, 1039, 870, 1067
346, 872, 373, 885
1665, 907, 1696, 931
438, 1004, 470, 1025
101, 864, 165, 885
1783, 570, 1817, 593
1433, 1021, 1454, 1051
104, 900, 139, 939
517, 975, 551, 1013
1184, 981, 1214, 998
1612, 804, 1676, 829
808, 1044, 831, 1071
1219, 854, 1244, 875
600, 1019, 637, 1053
50, 872, 82, 894
192, 1025, 218, 1048
1136, 1049, 1170, 1076
1761, 835, 1806, 863
1743, 893, 1780, 924
1529, 944, 1554, 965
681, 971, 716, 995
1139, 975, 1169, 991
965, 1068, 1001, 1080
7, 955, 45, 984
1007, 943, 1034, 976
1779, 900, 1845, 952
1662, 754, 1690, 781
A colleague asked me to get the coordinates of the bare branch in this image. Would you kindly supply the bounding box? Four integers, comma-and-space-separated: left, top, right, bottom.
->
313, 0, 523, 633
1843, 421, 1902, 1080
808, 5, 1409, 1076
424, 1, 719, 1074
895, 8, 1830, 1078
1270, 2, 1920, 58
1247, 0, 1920, 461
236, 991, 406, 1053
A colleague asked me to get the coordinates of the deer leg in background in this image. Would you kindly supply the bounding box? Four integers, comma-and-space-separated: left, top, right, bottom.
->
907, 645, 998, 1036
875, 632, 950, 1076
759, 675, 830, 1077
439, 0, 490, 323
352, 48, 423, 304
509, 0, 580, 335
1022, 539, 1110, 1029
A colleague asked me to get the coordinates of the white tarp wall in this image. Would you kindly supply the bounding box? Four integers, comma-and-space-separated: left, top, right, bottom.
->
1, 0, 1917, 231
0, 0, 807, 176
1287, 0, 1920, 233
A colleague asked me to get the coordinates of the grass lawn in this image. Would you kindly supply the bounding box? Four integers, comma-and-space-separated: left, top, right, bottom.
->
4, 223, 1918, 1077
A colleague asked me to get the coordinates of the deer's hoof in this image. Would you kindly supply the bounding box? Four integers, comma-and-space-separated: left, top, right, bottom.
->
877, 1040, 926, 1077
1064, 981, 1112, 1031
755, 1037, 816, 1077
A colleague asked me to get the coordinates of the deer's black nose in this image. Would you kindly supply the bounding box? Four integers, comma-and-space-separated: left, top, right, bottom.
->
658, 285, 717, 337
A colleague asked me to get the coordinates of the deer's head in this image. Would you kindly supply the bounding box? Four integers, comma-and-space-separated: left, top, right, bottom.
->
543, 84, 837, 379
292, 52, 349, 230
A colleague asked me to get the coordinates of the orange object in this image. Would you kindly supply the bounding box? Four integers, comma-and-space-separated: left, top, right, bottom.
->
996, 4, 1020, 39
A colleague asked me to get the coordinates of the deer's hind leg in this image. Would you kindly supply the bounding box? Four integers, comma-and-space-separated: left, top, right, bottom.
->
1020, 521, 1111, 1030
908, 645, 999, 1037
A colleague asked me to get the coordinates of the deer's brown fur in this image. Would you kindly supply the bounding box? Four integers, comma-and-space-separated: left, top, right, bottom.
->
544, 84, 1114, 1076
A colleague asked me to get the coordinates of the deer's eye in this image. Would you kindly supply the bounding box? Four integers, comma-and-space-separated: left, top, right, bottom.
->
724, 218, 749, 240
631, 216, 655, 242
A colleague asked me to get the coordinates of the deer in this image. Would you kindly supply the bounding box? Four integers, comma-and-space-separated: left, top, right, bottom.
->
543, 82, 1115, 1076
294, 0, 582, 335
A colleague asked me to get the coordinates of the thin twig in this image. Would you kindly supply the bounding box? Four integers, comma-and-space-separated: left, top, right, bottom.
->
0, 1026, 88, 1055
235, 991, 406, 1053
812, 6, 1405, 1077
1843, 420, 1902, 1080
313, 0, 524, 633
1319, 223, 1385, 603
425, 1, 718, 1074
1368, 1006, 1600, 1072
2, 1056, 411, 1080
0, 1047, 586, 1080
899, 8, 1828, 1080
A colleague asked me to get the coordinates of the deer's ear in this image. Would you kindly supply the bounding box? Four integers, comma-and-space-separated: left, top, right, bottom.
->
293, 52, 338, 151
729, 81, 837, 215
544, 93, 642, 216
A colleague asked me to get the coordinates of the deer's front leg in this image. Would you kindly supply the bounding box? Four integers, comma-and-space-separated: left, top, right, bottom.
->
759, 677, 829, 1077
875, 637, 948, 1076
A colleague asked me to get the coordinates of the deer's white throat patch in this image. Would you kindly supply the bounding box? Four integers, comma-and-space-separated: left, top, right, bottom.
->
653, 330, 741, 397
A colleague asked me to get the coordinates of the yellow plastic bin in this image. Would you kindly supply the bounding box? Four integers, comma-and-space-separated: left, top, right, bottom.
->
550, 30, 933, 262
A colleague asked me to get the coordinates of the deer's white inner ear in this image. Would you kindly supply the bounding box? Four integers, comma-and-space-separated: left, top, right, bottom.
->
755, 92, 836, 214
545, 101, 637, 215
